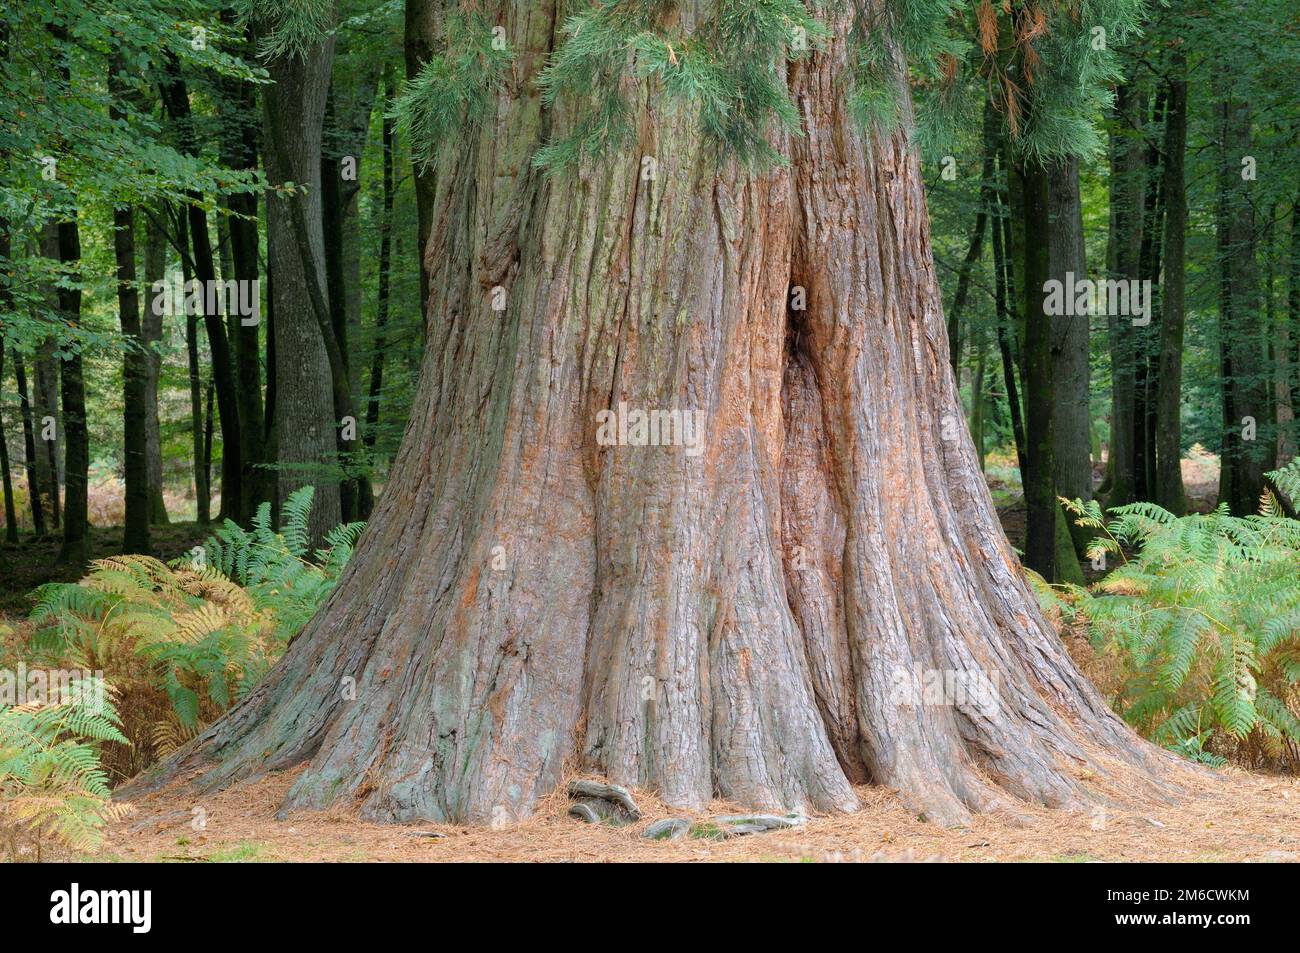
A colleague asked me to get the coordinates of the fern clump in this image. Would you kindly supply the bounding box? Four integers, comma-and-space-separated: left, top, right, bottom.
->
1056, 487, 1300, 768
0, 676, 131, 857
24, 487, 362, 773
28, 554, 277, 758
198, 486, 364, 639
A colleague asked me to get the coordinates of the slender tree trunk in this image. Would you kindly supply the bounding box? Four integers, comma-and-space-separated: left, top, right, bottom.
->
140, 10, 1186, 829
1047, 157, 1092, 520
160, 57, 242, 522
1019, 160, 1058, 580
403, 0, 438, 314
12, 351, 45, 535
142, 210, 169, 524
1216, 87, 1267, 515
54, 214, 89, 566
1105, 82, 1145, 508
0, 24, 13, 542
264, 261, 278, 511
258, 10, 343, 545
322, 59, 380, 520
203, 377, 215, 512
43, 19, 89, 563
0, 220, 17, 542
1267, 205, 1294, 466
1133, 86, 1167, 502
181, 211, 209, 525
363, 94, 396, 463
111, 60, 150, 553
947, 208, 988, 383
35, 230, 62, 530
217, 17, 269, 524
972, 329, 988, 471
986, 116, 1026, 476
114, 201, 150, 553
1155, 57, 1189, 514
0, 341, 16, 543
1289, 199, 1300, 451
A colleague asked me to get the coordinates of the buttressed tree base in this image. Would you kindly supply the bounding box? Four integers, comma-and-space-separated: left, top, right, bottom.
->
138, 7, 1190, 829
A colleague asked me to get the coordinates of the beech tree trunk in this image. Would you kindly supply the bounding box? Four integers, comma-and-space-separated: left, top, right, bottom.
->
113, 199, 150, 554
259, 12, 342, 545
141, 9, 1187, 827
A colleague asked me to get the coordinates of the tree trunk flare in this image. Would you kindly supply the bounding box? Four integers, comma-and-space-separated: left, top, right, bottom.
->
139, 9, 1190, 828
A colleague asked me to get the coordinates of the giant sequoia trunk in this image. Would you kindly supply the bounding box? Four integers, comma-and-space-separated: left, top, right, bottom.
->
141, 9, 1186, 827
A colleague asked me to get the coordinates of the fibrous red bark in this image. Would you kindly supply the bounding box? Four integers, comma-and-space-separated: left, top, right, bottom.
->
136, 6, 1190, 827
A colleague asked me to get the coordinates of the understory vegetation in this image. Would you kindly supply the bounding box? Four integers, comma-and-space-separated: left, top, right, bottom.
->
1032, 461, 1300, 770
0, 488, 359, 855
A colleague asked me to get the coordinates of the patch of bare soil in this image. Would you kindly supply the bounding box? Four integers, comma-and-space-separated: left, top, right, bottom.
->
68, 763, 1297, 863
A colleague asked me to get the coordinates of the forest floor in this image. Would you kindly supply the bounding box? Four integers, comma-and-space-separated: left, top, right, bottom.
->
0, 520, 210, 616
69, 758, 1300, 863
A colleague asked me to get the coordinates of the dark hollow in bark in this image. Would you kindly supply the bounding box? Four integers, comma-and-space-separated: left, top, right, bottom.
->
133, 14, 1193, 828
